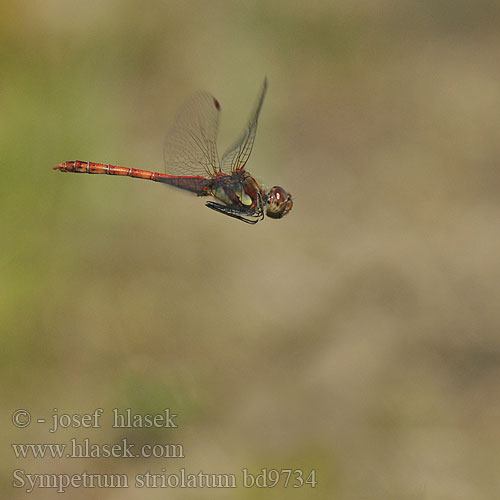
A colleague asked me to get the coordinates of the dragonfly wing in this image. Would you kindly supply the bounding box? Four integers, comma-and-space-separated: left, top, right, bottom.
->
164, 91, 221, 177
221, 78, 267, 173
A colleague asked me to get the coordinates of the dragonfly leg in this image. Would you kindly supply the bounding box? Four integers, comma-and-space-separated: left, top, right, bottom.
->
205, 202, 262, 224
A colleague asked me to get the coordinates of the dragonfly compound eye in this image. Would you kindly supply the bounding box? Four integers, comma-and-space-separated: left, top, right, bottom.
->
266, 186, 293, 219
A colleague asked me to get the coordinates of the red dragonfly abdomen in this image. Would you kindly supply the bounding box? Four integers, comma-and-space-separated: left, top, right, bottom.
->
53, 161, 212, 195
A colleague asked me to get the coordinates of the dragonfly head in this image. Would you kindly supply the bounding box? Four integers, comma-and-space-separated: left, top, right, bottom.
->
265, 186, 293, 219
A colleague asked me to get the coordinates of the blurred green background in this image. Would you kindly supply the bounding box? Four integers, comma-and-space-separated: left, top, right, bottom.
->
2, 0, 500, 498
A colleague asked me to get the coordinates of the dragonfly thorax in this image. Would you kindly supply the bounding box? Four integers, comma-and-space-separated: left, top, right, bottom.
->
211, 171, 262, 213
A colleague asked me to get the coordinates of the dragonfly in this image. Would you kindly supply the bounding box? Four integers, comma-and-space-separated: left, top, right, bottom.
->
54, 79, 293, 224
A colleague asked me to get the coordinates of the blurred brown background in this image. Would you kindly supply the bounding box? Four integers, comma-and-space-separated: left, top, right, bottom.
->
2, 1, 500, 498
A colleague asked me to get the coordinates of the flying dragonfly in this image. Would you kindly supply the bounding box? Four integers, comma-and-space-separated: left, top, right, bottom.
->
54, 79, 293, 224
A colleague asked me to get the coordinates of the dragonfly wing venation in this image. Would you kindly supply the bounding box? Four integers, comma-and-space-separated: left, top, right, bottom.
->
164, 91, 221, 177
221, 78, 268, 173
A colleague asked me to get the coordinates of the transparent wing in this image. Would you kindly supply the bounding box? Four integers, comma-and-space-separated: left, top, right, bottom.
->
221, 78, 268, 173
163, 91, 221, 177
